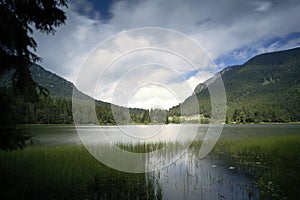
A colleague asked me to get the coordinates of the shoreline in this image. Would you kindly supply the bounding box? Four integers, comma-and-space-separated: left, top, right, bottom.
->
18, 122, 300, 127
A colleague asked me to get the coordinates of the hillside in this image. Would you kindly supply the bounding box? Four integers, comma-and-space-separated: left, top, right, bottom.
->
30, 65, 74, 98
2, 47, 300, 124
0, 64, 147, 124
0, 64, 74, 98
169, 47, 300, 123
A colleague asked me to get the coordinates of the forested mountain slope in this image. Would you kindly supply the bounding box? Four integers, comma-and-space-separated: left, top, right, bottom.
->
2, 47, 300, 124
169, 47, 300, 123
0, 65, 147, 124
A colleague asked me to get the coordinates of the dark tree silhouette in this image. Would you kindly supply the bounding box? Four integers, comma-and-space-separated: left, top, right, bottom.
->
0, 0, 68, 150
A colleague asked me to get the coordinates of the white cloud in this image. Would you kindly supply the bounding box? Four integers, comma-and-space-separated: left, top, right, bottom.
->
253, 1, 273, 12
127, 84, 179, 110
70, 28, 216, 109
34, 0, 300, 109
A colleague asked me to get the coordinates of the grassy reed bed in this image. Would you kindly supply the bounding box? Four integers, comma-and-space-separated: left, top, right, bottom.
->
210, 135, 300, 200
0, 145, 162, 200
1, 135, 299, 199
116, 141, 187, 153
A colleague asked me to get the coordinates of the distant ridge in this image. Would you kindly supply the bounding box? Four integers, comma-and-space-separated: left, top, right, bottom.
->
169, 47, 300, 123
1, 47, 300, 124
30, 65, 74, 98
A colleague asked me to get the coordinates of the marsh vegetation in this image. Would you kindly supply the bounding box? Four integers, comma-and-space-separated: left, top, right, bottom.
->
0, 124, 299, 199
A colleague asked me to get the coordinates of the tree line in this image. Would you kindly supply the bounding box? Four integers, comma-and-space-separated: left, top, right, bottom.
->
11, 92, 170, 125
13, 93, 299, 125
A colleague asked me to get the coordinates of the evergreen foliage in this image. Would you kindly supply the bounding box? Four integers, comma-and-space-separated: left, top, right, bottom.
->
169, 48, 300, 123
0, 0, 68, 149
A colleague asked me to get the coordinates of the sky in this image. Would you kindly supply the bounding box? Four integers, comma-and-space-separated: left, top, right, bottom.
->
34, 0, 300, 109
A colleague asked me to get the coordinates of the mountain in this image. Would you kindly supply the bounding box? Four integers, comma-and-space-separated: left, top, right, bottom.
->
2, 47, 300, 124
30, 65, 74, 98
0, 64, 147, 124
0, 64, 73, 98
0, 64, 111, 105
169, 47, 300, 123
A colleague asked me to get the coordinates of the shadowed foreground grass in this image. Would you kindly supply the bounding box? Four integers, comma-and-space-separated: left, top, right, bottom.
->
1, 135, 299, 199
0, 145, 162, 200
210, 135, 300, 200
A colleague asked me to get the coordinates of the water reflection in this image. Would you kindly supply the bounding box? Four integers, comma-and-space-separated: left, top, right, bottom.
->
155, 151, 259, 200
27, 124, 300, 146
86, 141, 259, 199
26, 124, 300, 199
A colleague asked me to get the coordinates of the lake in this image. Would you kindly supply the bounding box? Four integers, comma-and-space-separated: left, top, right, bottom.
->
24, 124, 300, 200
25, 124, 300, 145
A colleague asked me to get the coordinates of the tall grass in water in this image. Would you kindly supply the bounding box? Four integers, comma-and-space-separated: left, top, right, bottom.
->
0, 145, 162, 199
1, 135, 299, 199
211, 135, 300, 200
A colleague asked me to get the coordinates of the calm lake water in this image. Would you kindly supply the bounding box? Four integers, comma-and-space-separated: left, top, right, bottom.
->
26, 124, 300, 145
24, 124, 300, 200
